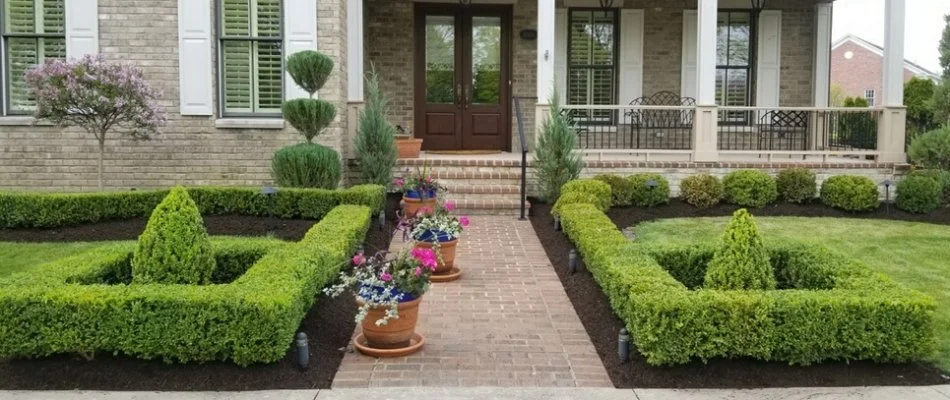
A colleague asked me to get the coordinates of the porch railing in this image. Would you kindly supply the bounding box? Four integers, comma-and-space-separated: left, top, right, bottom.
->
717, 107, 882, 158
560, 104, 695, 153
514, 96, 531, 220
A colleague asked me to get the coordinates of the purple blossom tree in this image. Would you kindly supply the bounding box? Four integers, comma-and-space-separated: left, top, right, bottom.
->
25, 55, 167, 190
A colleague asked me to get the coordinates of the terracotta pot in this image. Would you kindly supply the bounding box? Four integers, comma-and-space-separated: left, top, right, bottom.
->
358, 296, 423, 349
415, 239, 459, 274
402, 195, 437, 217
395, 137, 423, 159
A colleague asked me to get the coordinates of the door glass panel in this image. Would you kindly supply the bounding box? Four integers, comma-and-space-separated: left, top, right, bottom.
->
471, 16, 501, 105
426, 15, 456, 104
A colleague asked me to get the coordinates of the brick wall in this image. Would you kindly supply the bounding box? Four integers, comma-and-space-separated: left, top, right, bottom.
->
0, 0, 348, 191
831, 40, 918, 102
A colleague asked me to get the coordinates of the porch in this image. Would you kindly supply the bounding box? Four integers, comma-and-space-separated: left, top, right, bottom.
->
345, 0, 909, 163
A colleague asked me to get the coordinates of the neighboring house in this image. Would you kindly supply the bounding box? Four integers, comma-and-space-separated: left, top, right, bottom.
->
0, 0, 913, 192
832, 34, 940, 106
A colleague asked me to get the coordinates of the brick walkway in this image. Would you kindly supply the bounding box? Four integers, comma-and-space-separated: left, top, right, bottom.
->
332, 216, 612, 388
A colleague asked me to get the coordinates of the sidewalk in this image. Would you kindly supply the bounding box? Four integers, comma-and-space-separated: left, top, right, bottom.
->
332, 216, 612, 388
2, 387, 950, 400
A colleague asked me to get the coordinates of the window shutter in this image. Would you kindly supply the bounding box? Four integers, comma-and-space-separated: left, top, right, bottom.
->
755, 10, 781, 107
618, 9, 643, 105
177, 0, 213, 115
681, 10, 697, 100
283, 0, 317, 101
554, 9, 567, 101
65, 0, 98, 58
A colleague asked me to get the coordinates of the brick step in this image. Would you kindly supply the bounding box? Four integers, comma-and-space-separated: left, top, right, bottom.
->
450, 199, 531, 216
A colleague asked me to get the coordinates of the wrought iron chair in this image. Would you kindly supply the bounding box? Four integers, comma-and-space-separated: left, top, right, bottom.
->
758, 110, 809, 152
625, 91, 696, 150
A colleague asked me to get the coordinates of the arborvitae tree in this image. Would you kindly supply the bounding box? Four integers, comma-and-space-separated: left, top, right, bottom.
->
704, 209, 776, 290
533, 89, 583, 202
355, 68, 398, 186
132, 187, 215, 284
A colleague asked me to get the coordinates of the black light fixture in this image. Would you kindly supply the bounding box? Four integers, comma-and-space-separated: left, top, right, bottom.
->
618, 328, 630, 362
296, 332, 310, 370
458, 0, 472, 5
568, 249, 578, 274
598, 0, 615, 9
750, 0, 766, 12
884, 179, 894, 213
260, 186, 278, 221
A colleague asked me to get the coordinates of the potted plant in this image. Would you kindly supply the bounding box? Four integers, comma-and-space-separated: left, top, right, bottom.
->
395, 164, 443, 217
324, 248, 438, 357
395, 125, 423, 159
398, 201, 470, 282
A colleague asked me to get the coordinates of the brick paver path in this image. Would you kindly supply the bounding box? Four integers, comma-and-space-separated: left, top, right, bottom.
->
332, 216, 612, 388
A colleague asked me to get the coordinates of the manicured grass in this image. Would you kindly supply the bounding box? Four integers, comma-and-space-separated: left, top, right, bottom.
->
0, 242, 115, 277
633, 216, 950, 371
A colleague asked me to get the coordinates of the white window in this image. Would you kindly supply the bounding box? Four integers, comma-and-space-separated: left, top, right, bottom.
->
864, 89, 875, 107
1, 0, 66, 115
218, 0, 283, 117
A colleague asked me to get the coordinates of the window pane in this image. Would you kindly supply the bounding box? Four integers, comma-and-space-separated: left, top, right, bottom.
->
222, 0, 251, 36
425, 15, 455, 104
471, 16, 500, 105
716, 12, 728, 65
568, 10, 617, 108
6, 37, 65, 112
725, 69, 748, 107
5, 0, 35, 34
222, 41, 253, 112
568, 68, 589, 105
256, 0, 281, 38
727, 13, 750, 66
256, 41, 282, 112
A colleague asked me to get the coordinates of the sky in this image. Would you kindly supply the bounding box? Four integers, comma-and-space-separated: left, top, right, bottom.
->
832, 0, 950, 74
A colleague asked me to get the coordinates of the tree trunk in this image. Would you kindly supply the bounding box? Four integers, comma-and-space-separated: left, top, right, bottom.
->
97, 139, 105, 191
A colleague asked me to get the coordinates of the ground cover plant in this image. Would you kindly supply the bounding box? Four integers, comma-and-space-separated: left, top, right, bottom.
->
558, 202, 935, 366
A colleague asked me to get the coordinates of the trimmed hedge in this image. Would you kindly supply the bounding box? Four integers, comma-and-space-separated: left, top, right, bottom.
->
703, 210, 776, 290
0, 205, 371, 365
896, 175, 942, 214
0, 185, 385, 229
558, 203, 935, 366
908, 169, 950, 202
820, 175, 879, 212
132, 188, 216, 285
723, 170, 778, 208
680, 174, 723, 208
594, 174, 634, 207
628, 173, 671, 207
552, 179, 611, 216
776, 168, 817, 204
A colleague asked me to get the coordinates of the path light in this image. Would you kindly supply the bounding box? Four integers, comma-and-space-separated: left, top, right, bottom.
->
568, 249, 578, 274
884, 180, 894, 214
618, 328, 630, 362
378, 211, 386, 231
554, 216, 561, 231
296, 332, 309, 370
260, 186, 278, 219
646, 179, 659, 208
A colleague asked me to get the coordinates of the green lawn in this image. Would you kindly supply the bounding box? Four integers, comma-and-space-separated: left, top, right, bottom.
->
633, 216, 950, 371
0, 242, 117, 277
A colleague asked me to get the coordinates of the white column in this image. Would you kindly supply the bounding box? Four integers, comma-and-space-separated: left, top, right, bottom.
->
347, 0, 364, 102
812, 2, 832, 107
695, 0, 718, 105
882, 0, 906, 107
537, 0, 556, 104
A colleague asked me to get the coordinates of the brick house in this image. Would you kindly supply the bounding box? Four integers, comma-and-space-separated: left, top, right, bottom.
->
0, 0, 912, 206
831, 34, 939, 106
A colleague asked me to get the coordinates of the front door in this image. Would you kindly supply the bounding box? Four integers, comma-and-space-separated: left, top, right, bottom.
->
414, 4, 511, 151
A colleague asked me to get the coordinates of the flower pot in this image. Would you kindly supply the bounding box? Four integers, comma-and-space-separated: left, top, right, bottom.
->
414, 238, 458, 274
358, 296, 423, 349
402, 195, 437, 217
395, 137, 423, 159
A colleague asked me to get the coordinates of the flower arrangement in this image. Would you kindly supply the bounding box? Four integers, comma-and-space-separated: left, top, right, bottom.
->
398, 200, 470, 242
324, 248, 438, 326
394, 163, 444, 199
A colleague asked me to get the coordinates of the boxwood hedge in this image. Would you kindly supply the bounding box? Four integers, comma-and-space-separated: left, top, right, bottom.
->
0, 205, 371, 366
0, 185, 384, 228
559, 203, 935, 366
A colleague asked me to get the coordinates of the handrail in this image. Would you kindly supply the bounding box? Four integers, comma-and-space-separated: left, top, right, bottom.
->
514, 97, 531, 221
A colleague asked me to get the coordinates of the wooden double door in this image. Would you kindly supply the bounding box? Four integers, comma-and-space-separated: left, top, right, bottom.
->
414, 4, 511, 151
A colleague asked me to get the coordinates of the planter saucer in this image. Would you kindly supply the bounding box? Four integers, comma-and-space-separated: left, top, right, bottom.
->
352, 332, 425, 358
430, 267, 462, 283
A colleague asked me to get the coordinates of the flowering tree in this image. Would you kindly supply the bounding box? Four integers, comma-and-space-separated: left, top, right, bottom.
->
25, 55, 166, 190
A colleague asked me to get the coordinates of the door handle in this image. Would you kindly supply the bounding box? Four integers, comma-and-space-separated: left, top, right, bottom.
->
463, 84, 470, 109
456, 83, 463, 109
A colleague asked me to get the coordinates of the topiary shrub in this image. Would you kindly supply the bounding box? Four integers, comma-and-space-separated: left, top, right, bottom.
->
908, 127, 950, 170
555, 179, 612, 214
534, 90, 583, 202
271, 143, 342, 189
703, 209, 776, 290
896, 175, 942, 213
723, 170, 777, 208
354, 68, 398, 187
594, 174, 635, 206
909, 169, 950, 202
132, 187, 215, 285
776, 168, 817, 204
628, 173, 670, 207
273, 50, 341, 189
680, 173, 724, 208
820, 175, 880, 212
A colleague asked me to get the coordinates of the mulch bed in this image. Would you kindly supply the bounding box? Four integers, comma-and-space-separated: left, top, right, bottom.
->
0, 197, 401, 390
529, 200, 950, 389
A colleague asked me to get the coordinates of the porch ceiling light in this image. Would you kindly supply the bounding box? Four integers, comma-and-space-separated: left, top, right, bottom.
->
598, 0, 615, 10
750, 0, 766, 12
458, 0, 472, 6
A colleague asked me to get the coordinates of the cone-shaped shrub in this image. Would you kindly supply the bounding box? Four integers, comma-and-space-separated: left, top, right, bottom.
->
272, 143, 342, 189
132, 187, 215, 284
355, 68, 397, 186
703, 209, 776, 290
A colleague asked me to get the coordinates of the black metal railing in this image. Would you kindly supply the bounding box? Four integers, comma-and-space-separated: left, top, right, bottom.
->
514, 97, 531, 221
560, 105, 694, 150
717, 107, 880, 153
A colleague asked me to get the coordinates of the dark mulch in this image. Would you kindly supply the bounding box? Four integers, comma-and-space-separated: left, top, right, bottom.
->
0, 216, 318, 243
0, 199, 400, 391
529, 200, 950, 389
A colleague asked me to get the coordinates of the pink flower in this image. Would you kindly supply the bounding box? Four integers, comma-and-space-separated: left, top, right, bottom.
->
426, 176, 433, 183
459, 216, 470, 227
380, 272, 392, 282
352, 254, 366, 265
444, 201, 456, 212
393, 178, 405, 187
414, 267, 423, 277
411, 248, 438, 270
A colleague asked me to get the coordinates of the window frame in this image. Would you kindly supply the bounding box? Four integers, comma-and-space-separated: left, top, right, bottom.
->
566, 7, 619, 125
1, 0, 67, 116
864, 89, 875, 107
215, 0, 285, 119
716, 9, 754, 126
